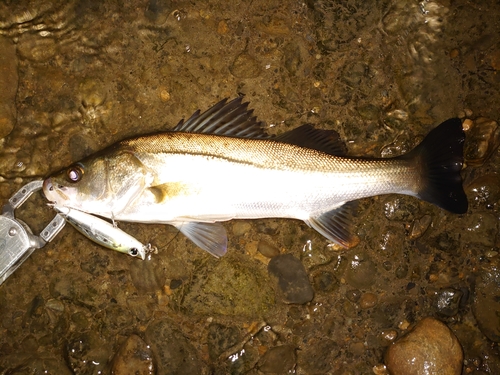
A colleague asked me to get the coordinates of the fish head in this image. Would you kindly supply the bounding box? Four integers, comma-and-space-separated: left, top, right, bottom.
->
43, 149, 150, 216
43, 157, 109, 212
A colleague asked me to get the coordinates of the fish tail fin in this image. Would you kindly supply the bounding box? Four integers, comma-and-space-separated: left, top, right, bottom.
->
404, 118, 468, 214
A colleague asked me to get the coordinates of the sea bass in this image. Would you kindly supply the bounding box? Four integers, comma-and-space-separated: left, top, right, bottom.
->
42, 98, 468, 257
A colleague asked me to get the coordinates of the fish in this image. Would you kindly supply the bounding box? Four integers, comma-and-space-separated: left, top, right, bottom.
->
52, 205, 152, 259
42, 97, 468, 257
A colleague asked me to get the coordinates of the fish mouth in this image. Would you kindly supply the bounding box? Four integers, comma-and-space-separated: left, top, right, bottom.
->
42, 178, 70, 204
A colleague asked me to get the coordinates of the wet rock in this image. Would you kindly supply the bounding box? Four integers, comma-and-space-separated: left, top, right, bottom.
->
283, 41, 306, 76
357, 104, 380, 121
232, 221, 252, 236
466, 174, 500, 210
65, 331, 110, 374
80, 252, 110, 276
385, 317, 463, 375
473, 266, 500, 342
79, 77, 107, 108
461, 212, 497, 247
383, 196, 419, 222
104, 304, 134, 331
377, 226, 404, 255
298, 338, 340, 374
145, 318, 203, 375
380, 131, 412, 158
409, 215, 432, 239
144, 0, 172, 25
258, 345, 296, 373
111, 334, 155, 375
3, 356, 73, 375
312, 271, 338, 293
268, 254, 314, 304
45, 298, 65, 312
464, 117, 500, 166
380, 329, 399, 345
229, 53, 261, 78
309, 1, 374, 52
300, 240, 336, 268
344, 252, 377, 289
346, 289, 361, 303
0, 36, 18, 138
256, 17, 290, 35
258, 239, 280, 258
49, 275, 100, 307
428, 231, 460, 254
207, 322, 240, 361
342, 62, 367, 86
434, 288, 463, 317
126, 296, 155, 322
129, 259, 165, 293
180, 254, 274, 316
359, 292, 378, 309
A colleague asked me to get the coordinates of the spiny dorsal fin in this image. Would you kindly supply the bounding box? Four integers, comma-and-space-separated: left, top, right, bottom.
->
173, 97, 268, 138
276, 124, 347, 156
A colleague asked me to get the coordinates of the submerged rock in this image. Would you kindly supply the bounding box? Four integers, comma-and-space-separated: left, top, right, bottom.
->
111, 334, 155, 375
384, 317, 463, 375
464, 117, 500, 166
258, 345, 296, 373
180, 254, 274, 317
268, 254, 314, 304
145, 319, 203, 375
434, 288, 463, 317
230, 53, 261, 78
207, 322, 241, 361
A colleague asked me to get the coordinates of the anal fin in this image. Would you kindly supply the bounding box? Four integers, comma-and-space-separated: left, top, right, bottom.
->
307, 202, 359, 248
173, 221, 228, 258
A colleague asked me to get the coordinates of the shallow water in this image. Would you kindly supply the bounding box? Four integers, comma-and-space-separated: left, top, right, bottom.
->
0, 0, 499, 374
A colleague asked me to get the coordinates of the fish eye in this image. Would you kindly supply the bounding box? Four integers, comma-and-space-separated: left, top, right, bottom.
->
130, 248, 139, 256
66, 165, 84, 183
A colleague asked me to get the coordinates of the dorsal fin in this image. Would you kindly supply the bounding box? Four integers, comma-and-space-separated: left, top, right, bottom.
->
276, 124, 347, 156
172, 97, 268, 138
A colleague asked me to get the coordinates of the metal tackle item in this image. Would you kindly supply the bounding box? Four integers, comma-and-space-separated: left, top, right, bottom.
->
0, 180, 66, 285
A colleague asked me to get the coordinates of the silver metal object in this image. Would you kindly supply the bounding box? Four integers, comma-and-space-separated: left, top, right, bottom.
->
0, 180, 66, 285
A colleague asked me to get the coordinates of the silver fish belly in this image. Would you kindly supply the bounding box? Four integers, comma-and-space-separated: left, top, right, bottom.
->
43, 98, 468, 257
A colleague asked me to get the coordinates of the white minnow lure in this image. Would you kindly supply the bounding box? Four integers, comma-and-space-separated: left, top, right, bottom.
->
52, 205, 151, 260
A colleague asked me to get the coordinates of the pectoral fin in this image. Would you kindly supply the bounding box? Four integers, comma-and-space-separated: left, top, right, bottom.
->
307, 202, 359, 248
173, 221, 228, 258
